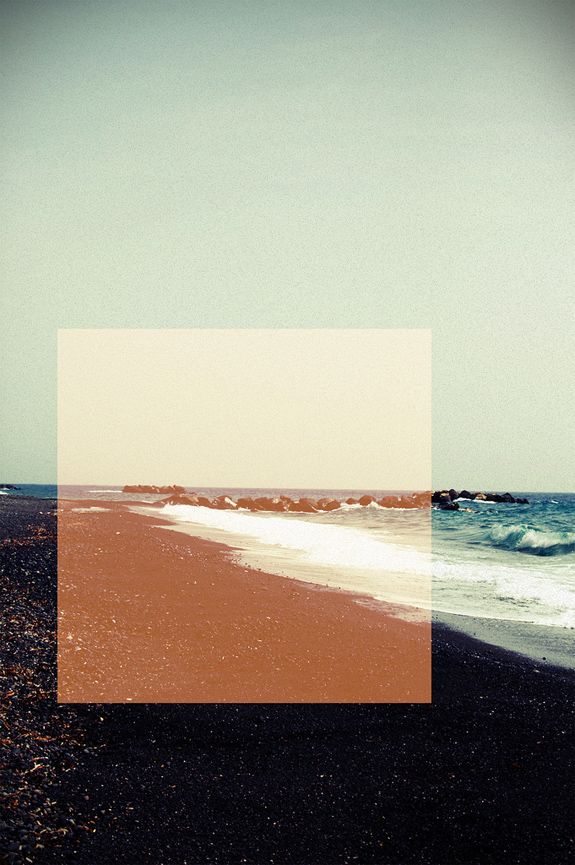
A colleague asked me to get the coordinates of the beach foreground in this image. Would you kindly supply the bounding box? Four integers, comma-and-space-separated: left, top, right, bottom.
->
1, 496, 573, 865
58, 501, 430, 703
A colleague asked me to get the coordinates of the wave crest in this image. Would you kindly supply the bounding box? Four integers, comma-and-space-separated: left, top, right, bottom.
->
486, 524, 575, 556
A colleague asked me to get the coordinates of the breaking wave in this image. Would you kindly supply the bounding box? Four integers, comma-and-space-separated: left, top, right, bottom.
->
484, 524, 575, 557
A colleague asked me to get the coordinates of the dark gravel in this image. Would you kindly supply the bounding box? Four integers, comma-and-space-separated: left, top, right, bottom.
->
1, 496, 573, 865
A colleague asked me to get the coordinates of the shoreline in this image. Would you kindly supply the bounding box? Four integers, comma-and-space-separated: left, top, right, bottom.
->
7, 492, 574, 669
1, 495, 573, 864
130, 500, 432, 623
433, 610, 575, 671
98, 497, 574, 671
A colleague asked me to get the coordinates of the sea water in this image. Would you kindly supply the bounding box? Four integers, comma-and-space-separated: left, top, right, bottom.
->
5, 484, 575, 637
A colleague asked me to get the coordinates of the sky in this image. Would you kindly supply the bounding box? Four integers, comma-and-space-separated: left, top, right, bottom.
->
1, 0, 574, 490
58, 329, 431, 489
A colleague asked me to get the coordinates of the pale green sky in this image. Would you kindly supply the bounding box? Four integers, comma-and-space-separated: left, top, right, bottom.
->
1, 0, 574, 490
58, 329, 431, 488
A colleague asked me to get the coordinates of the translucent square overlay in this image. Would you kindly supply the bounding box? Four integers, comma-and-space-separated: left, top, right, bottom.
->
58, 329, 431, 703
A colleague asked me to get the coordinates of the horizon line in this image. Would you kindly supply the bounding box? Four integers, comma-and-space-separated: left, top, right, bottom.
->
4, 482, 574, 495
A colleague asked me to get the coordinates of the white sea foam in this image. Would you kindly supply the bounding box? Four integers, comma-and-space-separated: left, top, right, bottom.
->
160, 504, 429, 574
453, 497, 497, 504
432, 557, 575, 628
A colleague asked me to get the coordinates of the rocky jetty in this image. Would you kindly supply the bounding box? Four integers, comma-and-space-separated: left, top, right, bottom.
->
432, 489, 529, 510
124, 486, 528, 513
160, 491, 433, 512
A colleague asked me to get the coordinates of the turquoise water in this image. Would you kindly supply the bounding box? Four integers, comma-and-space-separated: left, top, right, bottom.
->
431, 493, 575, 628
0, 484, 58, 499
435, 493, 575, 557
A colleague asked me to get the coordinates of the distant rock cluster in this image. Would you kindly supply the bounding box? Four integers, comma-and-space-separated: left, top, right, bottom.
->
0, 484, 21, 490
158, 491, 432, 512
432, 489, 529, 510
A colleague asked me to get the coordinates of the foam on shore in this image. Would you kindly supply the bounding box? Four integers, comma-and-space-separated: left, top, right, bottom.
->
161, 503, 428, 573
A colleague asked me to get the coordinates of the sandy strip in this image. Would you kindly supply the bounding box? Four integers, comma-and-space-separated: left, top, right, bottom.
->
58, 501, 430, 703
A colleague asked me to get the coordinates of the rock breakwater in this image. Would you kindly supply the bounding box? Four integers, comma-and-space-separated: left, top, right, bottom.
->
432, 489, 529, 510
157, 491, 433, 512
122, 486, 529, 513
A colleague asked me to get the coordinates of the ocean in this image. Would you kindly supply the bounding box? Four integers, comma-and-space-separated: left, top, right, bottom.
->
4, 484, 574, 638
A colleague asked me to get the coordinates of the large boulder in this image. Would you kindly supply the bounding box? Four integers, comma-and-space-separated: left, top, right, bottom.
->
288, 499, 318, 513
448, 488, 459, 500
323, 499, 341, 511
253, 497, 276, 511
236, 497, 256, 510
378, 496, 399, 508
412, 491, 431, 508
439, 500, 460, 511
401, 496, 421, 508
212, 495, 237, 510
161, 494, 199, 505
474, 492, 487, 501
359, 495, 375, 506
345, 498, 359, 505
268, 498, 290, 512
396, 496, 419, 509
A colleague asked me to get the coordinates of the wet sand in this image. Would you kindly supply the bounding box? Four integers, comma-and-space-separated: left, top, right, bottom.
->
58, 501, 430, 703
434, 610, 575, 670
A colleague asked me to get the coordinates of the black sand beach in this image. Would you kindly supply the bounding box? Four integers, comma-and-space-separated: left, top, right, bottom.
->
1, 495, 573, 864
